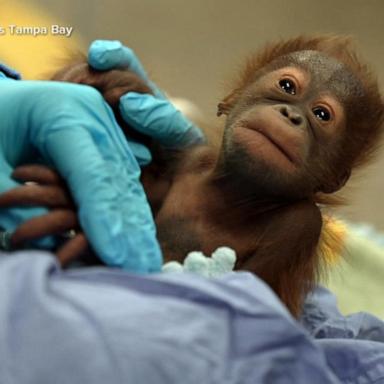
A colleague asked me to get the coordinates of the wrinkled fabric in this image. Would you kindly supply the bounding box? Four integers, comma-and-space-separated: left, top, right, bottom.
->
301, 286, 384, 383
1, 251, 383, 383
0, 250, 342, 384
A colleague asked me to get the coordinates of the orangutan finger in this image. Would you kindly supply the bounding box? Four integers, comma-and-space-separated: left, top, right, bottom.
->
0, 184, 72, 208
12, 164, 63, 185
11, 209, 78, 246
57, 233, 89, 266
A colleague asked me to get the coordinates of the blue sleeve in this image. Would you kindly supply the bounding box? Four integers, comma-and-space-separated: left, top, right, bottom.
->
0, 63, 21, 80
0, 250, 340, 384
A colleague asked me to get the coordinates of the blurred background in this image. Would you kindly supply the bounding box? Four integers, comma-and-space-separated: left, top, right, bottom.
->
1, 0, 383, 315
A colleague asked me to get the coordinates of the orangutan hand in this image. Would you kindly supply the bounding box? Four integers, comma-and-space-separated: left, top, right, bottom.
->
0, 164, 89, 266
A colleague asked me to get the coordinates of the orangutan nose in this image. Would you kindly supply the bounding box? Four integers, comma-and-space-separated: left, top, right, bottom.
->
278, 105, 304, 126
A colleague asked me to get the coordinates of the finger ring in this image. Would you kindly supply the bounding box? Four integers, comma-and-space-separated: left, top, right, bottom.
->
61, 229, 77, 239
0, 230, 12, 251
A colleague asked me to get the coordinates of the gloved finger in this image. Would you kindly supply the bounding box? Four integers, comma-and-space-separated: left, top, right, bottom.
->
0, 185, 72, 208
128, 140, 152, 166
11, 209, 78, 247
88, 40, 148, 78
88, 40, 165, 99
120, 92, 206, 148
57, 232, 89, 267
12, 164, 63, 185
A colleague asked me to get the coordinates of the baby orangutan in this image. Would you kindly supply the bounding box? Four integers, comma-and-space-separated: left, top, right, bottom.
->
1, 35, 383, 316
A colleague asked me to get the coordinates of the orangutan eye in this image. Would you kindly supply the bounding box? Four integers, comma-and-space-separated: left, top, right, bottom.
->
313, 106, 331, 121
279, 79, 296, 95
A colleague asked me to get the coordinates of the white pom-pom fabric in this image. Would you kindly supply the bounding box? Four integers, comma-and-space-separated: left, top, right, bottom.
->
162, 247, 237, 277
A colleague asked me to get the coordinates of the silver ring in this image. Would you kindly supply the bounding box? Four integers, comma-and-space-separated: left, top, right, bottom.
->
0, 230, 12, 251
61, 229, 77, 239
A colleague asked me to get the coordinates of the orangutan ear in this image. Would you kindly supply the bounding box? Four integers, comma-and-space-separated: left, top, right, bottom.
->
319, 168, 351, 194
217, 102, 231, 116
217, 89, 242, 117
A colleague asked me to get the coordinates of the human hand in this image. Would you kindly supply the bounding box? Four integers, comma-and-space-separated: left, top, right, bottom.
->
0, 164, 89, 266
0, 79, 161, 272
88, 40, 206, 150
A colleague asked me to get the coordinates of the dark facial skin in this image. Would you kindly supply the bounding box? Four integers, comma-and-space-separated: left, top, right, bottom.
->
219, 51, 362, 199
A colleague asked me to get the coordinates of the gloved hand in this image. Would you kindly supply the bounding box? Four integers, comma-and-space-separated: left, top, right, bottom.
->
0, 77, 161, 272
0, 41, 205, 271
0, 164, 88, 265
88, 40, 206, 152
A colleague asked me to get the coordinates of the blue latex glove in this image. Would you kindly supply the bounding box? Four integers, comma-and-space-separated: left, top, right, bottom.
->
88, 40, 206, 151
0, 41, 204, 270
0, 76, 161, 272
